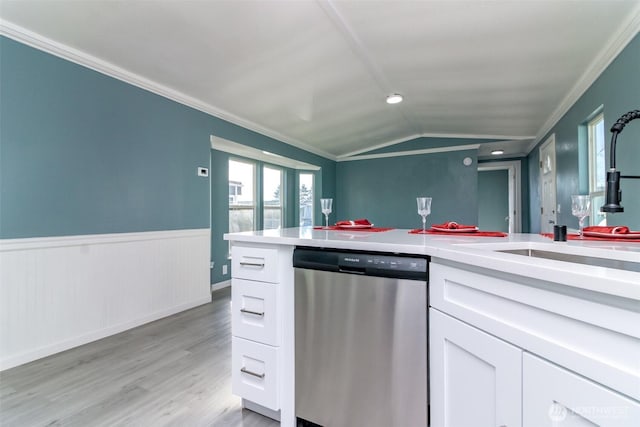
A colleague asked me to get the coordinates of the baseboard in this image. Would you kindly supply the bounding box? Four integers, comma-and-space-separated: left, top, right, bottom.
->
211, 280, 231, 292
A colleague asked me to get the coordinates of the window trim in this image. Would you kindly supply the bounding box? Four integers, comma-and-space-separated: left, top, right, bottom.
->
587, 113, 606, 225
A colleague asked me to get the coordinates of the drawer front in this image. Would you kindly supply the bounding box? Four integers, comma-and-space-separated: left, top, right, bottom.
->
232, 245, 279, 283
232, 279, 279, 346
232, 337, 279, 410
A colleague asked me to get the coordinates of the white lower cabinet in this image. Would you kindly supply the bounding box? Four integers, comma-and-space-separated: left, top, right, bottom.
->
231, 337, 280, 411
523, 353, 640, 427
430, 309, 522, 427
429, 260, 640, 427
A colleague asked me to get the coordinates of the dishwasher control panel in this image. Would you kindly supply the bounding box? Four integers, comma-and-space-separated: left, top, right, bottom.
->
293, 247, 428, 281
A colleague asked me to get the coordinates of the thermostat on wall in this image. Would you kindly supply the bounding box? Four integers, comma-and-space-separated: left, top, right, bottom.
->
197, 167, 209, 177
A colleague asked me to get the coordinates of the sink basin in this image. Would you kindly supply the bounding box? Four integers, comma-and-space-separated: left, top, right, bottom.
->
497, 248, 640, 273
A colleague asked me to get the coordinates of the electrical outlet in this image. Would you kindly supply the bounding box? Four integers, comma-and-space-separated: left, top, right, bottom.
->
222, 264, 228, 275
198, 167, 209, 177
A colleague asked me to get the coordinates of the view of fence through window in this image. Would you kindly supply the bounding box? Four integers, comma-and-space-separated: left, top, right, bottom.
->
299, 173, 314, 226
263, 166, 282, 230
229, 159, 255, 232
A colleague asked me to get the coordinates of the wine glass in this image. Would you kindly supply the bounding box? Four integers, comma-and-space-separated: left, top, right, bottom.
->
320, 198, 333, 228
416, 197, 432, 232
571, 195, 591, 238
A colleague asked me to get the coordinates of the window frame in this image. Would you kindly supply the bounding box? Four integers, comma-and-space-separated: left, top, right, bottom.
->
262, 164, 284, 230
587, 113, 606, 225
228, 157, 257, 232
298, 172, 315, 227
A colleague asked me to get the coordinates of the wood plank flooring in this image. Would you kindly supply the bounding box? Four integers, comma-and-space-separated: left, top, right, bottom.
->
0, 288, 279, 427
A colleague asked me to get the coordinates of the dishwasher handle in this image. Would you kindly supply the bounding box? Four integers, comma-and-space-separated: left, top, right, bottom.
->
338, 266, 366, 275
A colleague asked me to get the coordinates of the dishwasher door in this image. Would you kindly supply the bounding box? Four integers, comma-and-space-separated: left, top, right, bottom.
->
295, 267, 427, 427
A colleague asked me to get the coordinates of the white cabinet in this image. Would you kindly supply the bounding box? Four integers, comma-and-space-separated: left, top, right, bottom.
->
430, 309, 522, 427
430, 259, 640, 427
523, 353, 640, 427
229, 242, 294, 426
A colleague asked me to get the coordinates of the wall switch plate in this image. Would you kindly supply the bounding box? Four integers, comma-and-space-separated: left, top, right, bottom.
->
222, 264, 228, 275
198, 167, 209, 177
210, 261, 214, 269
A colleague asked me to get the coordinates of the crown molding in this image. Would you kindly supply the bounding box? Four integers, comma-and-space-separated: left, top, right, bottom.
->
0, 20, 336, 161
337, 144, 481, 162
338, 132, 533, 159
529, 3, 640, 154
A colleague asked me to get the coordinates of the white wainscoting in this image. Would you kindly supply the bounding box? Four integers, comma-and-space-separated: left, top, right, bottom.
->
0, 228, 211, 371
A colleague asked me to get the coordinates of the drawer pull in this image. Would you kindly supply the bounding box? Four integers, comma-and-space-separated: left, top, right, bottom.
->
239, 261, 265, 268
240, 308, 265, 317
240, 367, 265, 379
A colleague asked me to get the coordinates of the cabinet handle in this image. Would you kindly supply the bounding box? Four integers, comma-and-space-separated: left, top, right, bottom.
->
240, 308, 265, 317
240, 367, 265, 379
239, 261, 265, 268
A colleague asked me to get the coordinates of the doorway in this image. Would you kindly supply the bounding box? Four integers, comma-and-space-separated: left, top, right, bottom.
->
539, 135, 557, 233
477, 160, 522, 233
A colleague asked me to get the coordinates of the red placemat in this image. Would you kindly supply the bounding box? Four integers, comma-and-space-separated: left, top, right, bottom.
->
541, 233, 640, 242
410, 229, 508, 237
313, 226, 394, 232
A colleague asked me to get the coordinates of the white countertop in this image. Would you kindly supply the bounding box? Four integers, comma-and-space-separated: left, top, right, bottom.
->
224, 227, 640, 300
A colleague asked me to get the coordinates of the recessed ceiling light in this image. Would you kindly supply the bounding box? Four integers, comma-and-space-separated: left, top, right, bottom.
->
386, 94, 403, 104
491, 149, 505, 155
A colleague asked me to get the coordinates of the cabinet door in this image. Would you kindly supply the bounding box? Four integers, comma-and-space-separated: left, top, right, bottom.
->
430, 309, 522, 427
523, 353, 640, 427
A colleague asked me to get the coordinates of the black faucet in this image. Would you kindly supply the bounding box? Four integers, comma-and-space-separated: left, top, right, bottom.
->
601, 109, 640, 213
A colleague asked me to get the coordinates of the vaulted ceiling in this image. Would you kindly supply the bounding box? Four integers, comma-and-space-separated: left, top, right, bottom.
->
2, 0, 639, 159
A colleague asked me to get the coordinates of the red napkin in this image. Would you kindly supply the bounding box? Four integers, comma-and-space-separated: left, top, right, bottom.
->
335, 218, 372, 226
583, 226, 630, 235
431, 221, 477, 230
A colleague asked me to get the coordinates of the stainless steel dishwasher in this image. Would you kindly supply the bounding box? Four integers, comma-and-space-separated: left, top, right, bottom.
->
293, 247, 428, 427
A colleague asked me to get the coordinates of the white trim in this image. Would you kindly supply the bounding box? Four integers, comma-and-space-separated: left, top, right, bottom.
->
0, 228, 209, 251
211, 280, 231, 292
339, 133, 534, 159
0, 228, 211, 370
478, 160, 522, 233
211, 136, 321, 170
529, 3, 640, 152
0, 20, 336, 161
337, 144, 481, 162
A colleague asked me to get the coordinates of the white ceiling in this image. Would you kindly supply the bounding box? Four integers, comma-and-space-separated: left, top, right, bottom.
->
1, 0, 639, 160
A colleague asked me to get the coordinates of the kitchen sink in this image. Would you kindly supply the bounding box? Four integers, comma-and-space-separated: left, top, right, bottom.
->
497, 248, 640, 273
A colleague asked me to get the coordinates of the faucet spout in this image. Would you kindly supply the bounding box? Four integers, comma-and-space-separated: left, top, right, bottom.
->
601, 109, 640, 214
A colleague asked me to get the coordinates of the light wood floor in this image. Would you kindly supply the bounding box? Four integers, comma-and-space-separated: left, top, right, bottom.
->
0, 287, 279, 427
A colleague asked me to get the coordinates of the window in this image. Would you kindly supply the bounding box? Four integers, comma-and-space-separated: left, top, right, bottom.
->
263, 166, 283, 230
299, 173, 314, 226
588, 113, 606, 225
229, 159, 256, 232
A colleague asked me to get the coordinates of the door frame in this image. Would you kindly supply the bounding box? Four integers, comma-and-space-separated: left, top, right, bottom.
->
539, 135, 557, 233
477, 160, 522, 233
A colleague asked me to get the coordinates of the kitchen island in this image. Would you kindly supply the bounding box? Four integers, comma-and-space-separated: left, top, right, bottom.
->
224, 228, 640, 427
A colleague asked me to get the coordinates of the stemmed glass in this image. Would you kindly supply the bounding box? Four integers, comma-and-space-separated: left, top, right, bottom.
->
417, 197, 432, 232
320, 198, 333, 228
571, 195, 591, 238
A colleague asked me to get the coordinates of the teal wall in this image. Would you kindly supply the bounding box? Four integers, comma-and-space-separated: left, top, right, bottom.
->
0, 36, 211, 237
336, 149, 478, 228
528, 34, 640, 232
478, 170, 509, 232
0, 36, 335, 285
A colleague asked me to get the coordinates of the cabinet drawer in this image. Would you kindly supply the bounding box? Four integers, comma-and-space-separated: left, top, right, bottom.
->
232, 279, 279, 346
232, 245, 279, 283
232, 337, 279, 411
